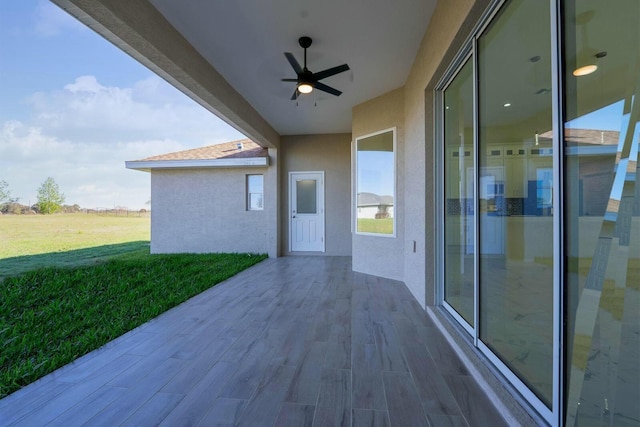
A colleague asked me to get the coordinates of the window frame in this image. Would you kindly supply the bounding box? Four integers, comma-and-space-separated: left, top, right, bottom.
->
246, 174, 264, 211
354, 127, 397, 238
434, 0, 561, 423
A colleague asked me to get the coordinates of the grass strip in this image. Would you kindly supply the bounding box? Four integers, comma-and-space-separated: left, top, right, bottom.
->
0, 241, 151, 280
356, 218, 394, 234
0, 252, 267, 398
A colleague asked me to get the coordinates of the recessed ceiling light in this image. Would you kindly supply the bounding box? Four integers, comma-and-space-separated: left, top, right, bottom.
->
573, 64, 598, 76
573, 51, 606, 77
504, 103, 511, 107
573, 64, 598, 77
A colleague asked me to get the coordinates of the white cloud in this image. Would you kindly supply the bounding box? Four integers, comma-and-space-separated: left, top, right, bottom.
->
64, 75, 104, 94
1, 75, 245, 209
1, 120, 157, 209
28, 75, 243, 145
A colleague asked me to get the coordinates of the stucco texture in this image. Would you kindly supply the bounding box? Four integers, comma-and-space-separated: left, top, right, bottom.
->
150, 168, 270, 254
280, 134, 352, 256
351, 0, 484, 303
401, 0, 479, 306
352, 88, 405, 281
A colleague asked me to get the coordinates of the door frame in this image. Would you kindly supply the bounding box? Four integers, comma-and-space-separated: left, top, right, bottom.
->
288, 171, 325, 253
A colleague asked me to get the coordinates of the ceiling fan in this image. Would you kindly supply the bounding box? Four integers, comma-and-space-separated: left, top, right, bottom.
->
281, 36, 350, 100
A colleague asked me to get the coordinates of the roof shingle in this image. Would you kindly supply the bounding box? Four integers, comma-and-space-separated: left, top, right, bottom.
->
139, 139, 267, 161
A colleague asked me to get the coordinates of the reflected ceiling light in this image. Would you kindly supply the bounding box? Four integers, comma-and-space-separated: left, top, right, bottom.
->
573, 51, 606, 77
573, 11, 605, 78
297, 82, 313, 93
573, 64, 597, 77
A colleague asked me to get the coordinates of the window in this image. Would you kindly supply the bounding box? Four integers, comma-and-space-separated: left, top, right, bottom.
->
247, 174, 263, 210
355, 129, 396, 236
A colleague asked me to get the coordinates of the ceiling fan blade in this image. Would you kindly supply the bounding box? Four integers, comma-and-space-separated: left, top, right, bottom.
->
284, 52, 302, 75
315, 82, 342, 96
281, 78, 298, 82
313, 64, 350, 81
290, 89, 299, 100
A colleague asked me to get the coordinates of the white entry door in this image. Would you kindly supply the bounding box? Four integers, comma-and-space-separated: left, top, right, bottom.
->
290, 172, 325, 252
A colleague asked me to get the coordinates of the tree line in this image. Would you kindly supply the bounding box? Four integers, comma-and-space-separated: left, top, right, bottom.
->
0, 177, 66, 215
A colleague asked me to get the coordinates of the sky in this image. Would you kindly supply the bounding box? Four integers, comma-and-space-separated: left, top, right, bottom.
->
357, 151, 395, 197
0, 1, 245, 210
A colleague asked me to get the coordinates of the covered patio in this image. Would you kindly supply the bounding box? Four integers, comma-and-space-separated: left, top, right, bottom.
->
0, 257, 507, 426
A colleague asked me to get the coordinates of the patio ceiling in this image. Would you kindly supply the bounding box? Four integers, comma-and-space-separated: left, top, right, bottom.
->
147, 0, 437, 135
53, 0, 437, 138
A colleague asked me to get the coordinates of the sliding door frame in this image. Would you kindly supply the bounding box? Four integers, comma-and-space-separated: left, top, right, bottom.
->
435, 0, 564, 424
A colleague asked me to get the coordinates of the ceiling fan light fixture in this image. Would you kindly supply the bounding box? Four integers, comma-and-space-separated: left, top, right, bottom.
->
298, 82, 313, 94
282, 36, 349, 100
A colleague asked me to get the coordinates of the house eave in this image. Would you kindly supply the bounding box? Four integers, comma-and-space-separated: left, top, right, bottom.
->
125, 157, 269, 172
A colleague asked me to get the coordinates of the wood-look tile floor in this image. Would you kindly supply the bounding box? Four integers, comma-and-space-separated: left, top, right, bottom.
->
0, 257, 508, 426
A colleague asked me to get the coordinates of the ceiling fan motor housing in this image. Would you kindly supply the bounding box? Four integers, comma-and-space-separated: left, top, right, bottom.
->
299, 36, 312, 49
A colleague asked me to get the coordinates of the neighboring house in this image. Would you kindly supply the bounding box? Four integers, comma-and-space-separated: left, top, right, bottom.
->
57, 0, 638, 425
127, 133, 353, 257
125, 139, 272, 254
356, 192, 394, 219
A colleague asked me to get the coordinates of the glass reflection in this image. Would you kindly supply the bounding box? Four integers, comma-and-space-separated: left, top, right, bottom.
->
564, 1, 640, 425
444, 59, 475, 325
247, 174, 263, 210
478, 0, 553, 405
356, 130, 395, 235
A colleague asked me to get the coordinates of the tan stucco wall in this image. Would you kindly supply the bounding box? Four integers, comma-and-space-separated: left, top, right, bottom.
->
280, 134, 352, 256
351, 0, 489, 303
150, 167, 270, 255
402, 0, 481, 306
352, 88, 405, 280
266, 148, 280, 257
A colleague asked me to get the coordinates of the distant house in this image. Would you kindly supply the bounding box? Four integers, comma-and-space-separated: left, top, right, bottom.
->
357, 192, 394, 219
126, 139, 272, 254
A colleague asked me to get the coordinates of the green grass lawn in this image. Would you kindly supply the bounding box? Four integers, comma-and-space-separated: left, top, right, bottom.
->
0, 213, 150, 278
0, 213, 267, 398
0, 252, 267, 398
357, 218, 394, 235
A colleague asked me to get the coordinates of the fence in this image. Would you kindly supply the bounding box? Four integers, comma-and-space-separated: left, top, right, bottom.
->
93, 207, 150, 217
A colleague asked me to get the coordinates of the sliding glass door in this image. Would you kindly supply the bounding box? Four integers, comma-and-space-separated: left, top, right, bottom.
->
443, 58, 475, 327
442, 0, 556, 416
477, 0, 554, 407
440, 0, 639, 424
563, 0, 640, 425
